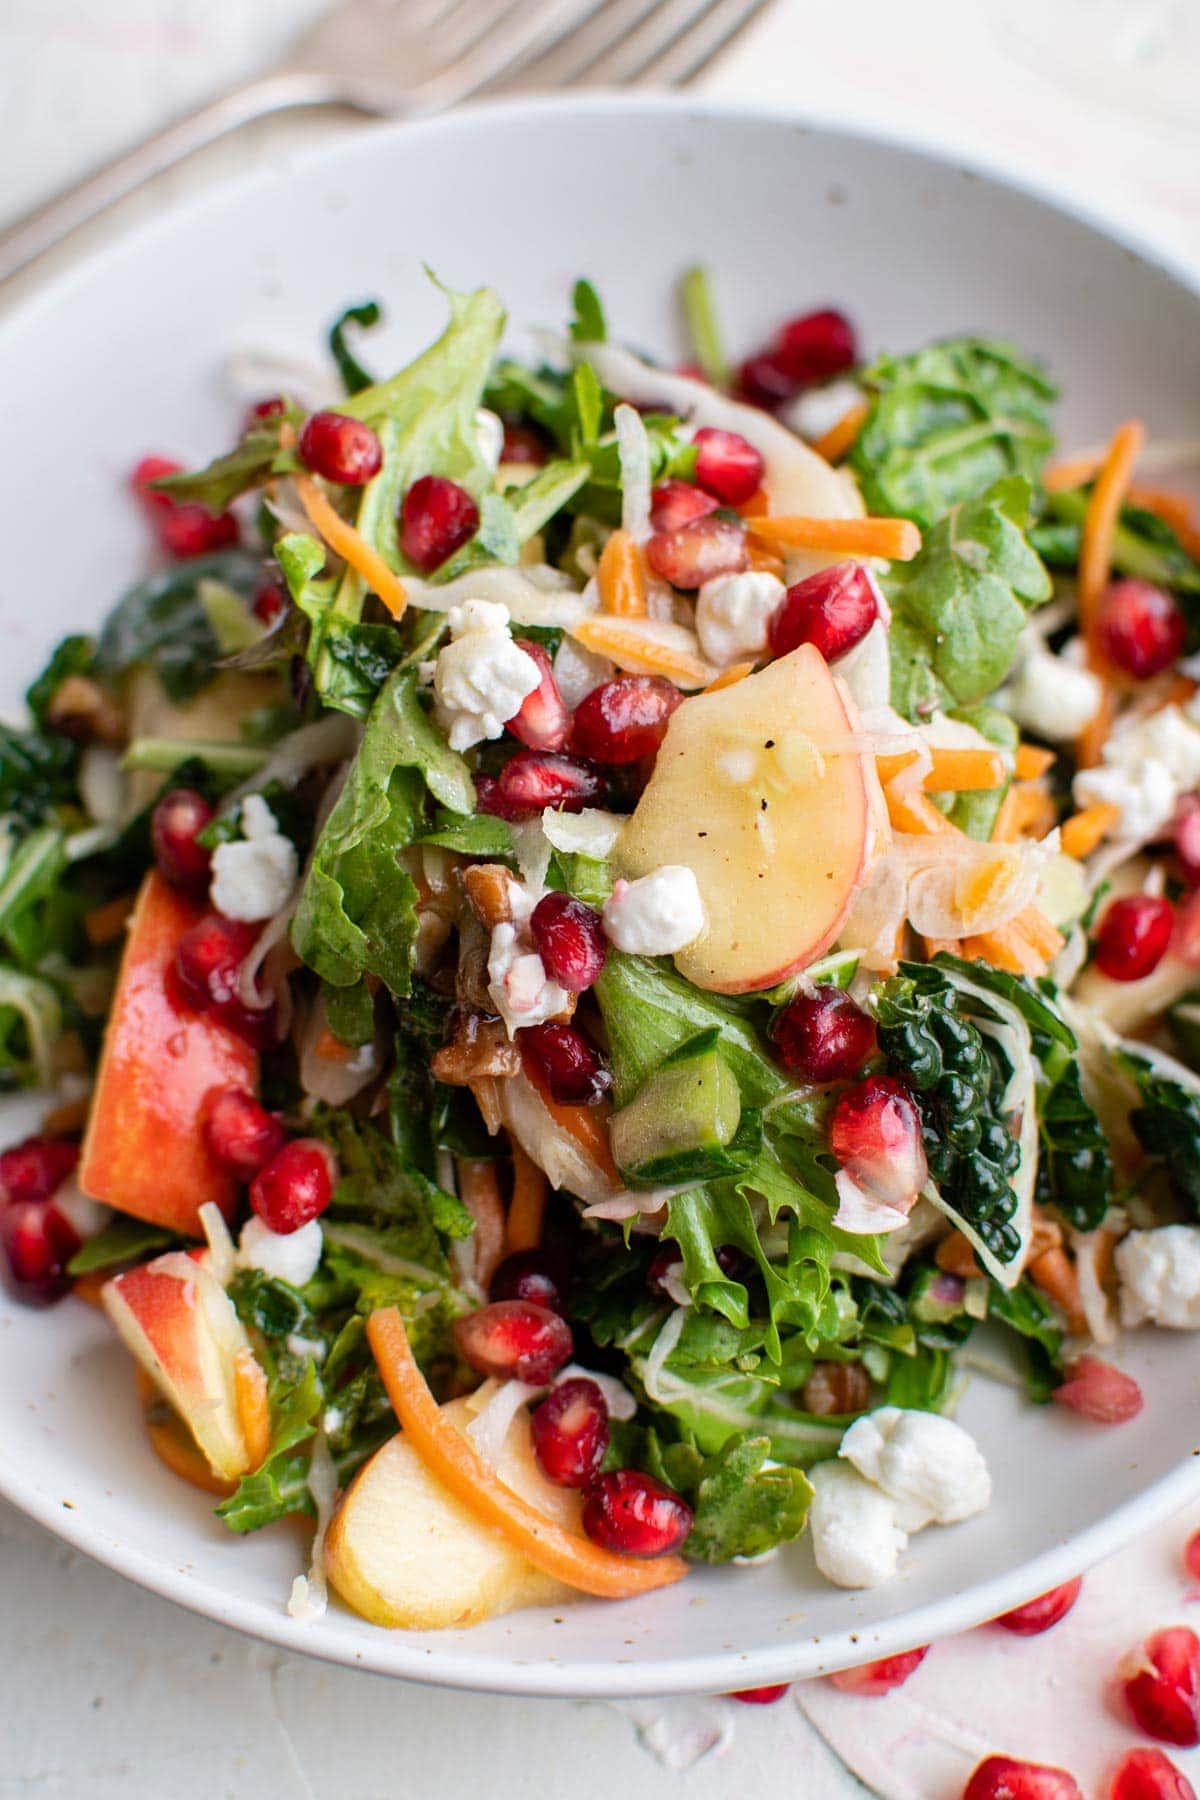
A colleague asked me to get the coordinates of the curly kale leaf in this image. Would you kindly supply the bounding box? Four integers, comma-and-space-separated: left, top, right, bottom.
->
1033, 490, 1200, 601
95, 550, 266, 700
1120, 1050, 1200, 1215
330, 299, 382, 394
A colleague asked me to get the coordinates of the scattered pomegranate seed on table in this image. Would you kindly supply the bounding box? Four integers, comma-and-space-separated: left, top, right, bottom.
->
692, 427, 764, 506
771, 986, 877, 1082
645, 514, 750, 588
727, 1684, 791, 1704
489, 1249, 566, 1313
962, 1754, 1084, 1799
519, 1022, 612, 1106
297, 410, 383, 486
995, 1577, 1083, 1635
1052, 1355, 1144, 1424
400, 474, 479, 571
570, 674, 683, 764
1111, 1747, 1197, 1800
202, 1087, 286, 1178
1093, 894, 1175, 982
768, 562, 880, 663
505, 640, 571, 751
530, 1377, 609, 1487
249, 1139, 338, 1236
1123, 1628, 1200, 1747
829, 1646, 930, 1695
454, 1299, 573, 1384
478, 750, 606, 820
1095, 579, 1187, 680
0, 1137, 79, 1206
649, 479, 720, 533
151, 787, 215, 891
529, 892, 607, 992
0, 1199, 81, 1306
581, 1469, 693, 1557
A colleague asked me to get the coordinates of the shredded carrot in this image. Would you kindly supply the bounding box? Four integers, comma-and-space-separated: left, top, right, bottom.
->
884, 782, 959, 837
746, 541, 786, 577
294, 472, 407, 619
1028, 1245, 1087, 1335
366, 1308, 688, 1599
935, 1232, 982, 1278
71, 1270, 109, 1309
1043, 453, 1103, 493
703, 660, 755, 694
991, 782, 1056, 843
312, 1027, 354, 1064
1129, 484, 1200, 559
521, 1045, 620, 1185
571, 616, 713, 689
234, 1347, 271, 1471
1075, 684, 1116, 770
135, 1369, 236, 1498
1060, 801, 1120, 860
962, 929, 1040, 976
456, 1159, 506, 1290
1015, 744, 1056, 781
84, 892, 135, 946
737, 487, 771, 519
812, 399, 871, 465
1012, 905, 1066, 963
1078, 420, 1145, 634
506, 1138, 548, 1255
596, 527, 647, 618
747, 514, 921, 562
877, 747, 1007, 793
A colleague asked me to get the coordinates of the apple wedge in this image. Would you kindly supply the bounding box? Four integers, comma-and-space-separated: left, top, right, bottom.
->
614, 644, 871, 993
103, 1250, 261, 1481
325, 1398, 579, 1629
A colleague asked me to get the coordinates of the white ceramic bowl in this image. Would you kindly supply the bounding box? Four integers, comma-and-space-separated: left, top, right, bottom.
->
2, 95, 1199, 1699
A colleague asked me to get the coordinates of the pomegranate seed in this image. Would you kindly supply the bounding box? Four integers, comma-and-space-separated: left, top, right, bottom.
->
1124, 1629, 1200, 1746
829, 1074, 928, 1213
400, 474, 479, 572
1096, 580, 1187, 680
769, 562, 880, 664
297, 410, 382, 486
802, 1360, 871, 1416
582, 1469, 693, 1557
737, 352, 802, 409
519, 1022, 612, 1106
531, 1376, 609, 1486
774, 310, 857, 385
771, 987, 876, 1082
1094, 894, 1174, 982
131, 454, 184, 512
253, 577, 286, 625
454, 1299, 573, 1384
650, 480, 719, 533
0, 1137, 79, 1206
571, 675, 683, 765
646, 514, 749, 589
728, 1684, 791, 1705
0, 1199, 80, 1305
159, 504, 240, 559
1112, 1747, 1197, 1800
482, 750, 606, 820
249, 1138, 338, 1236
1185, 1529, 1200, 1584
692, 427, 765, 507
1053, 1354, 1144, 1424
1176, 806, 1200, 887
151, 787, 215, 891
829, 1646, 929, 1695
244, 395, 286, 431
489, 1249, 566, 1313
530, 891, 607, 992
174, 913, 258, 1013
995, 1577, 1083, 1635
506, 640, 570, 752
202, 1087, 286, 1178
962, 1755, 1084, 1800
500, 423, 547, 465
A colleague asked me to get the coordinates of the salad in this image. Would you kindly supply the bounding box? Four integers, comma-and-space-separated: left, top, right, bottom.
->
3, 270, 1200, 1630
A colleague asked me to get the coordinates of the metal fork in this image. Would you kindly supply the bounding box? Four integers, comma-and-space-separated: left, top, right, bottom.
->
0, 0, 770, 286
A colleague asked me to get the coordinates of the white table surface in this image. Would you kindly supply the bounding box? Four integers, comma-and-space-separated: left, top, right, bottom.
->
3, 4, 1199, 1795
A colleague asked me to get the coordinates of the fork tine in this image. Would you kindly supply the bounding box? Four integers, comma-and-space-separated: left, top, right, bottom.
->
583, 0, 766, 88
502, 0, 665, 89
631, 0, 773, 85
419, 0, 614, 105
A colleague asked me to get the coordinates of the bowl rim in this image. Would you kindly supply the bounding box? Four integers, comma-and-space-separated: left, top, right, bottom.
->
2, 88, 1199, 1697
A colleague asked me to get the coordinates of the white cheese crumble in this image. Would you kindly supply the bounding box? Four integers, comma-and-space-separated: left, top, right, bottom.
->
486, 877, 570, 1034
602, 867, 706, 956
694, 570, 785, 667
808, 1460, 909, 1589
783, 378, 865, 445
840, 1406, 992, 1532
474, 407, 505, 472
237, 1215, 323, 1287
1115, 1224, 1200, 1329
1074, 702, 1200, 841
209, 794, 299, 923
552, 635, 614, 709
1006, 640, 1103, 745
433, 599, 541, 752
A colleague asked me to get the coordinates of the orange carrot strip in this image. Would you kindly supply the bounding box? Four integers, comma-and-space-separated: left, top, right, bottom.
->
737, 487, 771, 519
135, 1369, 236, 1498
597, 528, 647, 618
521, 1045, 620, 1185
936, 1231, 982, 1278
877, 747, 1007, 793
746, 541, 786, 576
1129, 485, 1200, 559
962, 929, 1041, 976
1043, 453, 1103, 493
366, 1309, 689, 1599
1061, 801, 1120, 860
1015, 744, 1056, 781
571, 616, 712, 689
312, 1027, 354, 1064
294, 473, 407, 619
234, 1347, 271, 1471
1028, 1245, 1087, 1335
84, 892, 136, 946
506, 1138, 548, 1255
72, 1270, 109, 1309
812, 400, 871, 465
748, 514, 921, 562
1078, 420, 1145, 634
1012, 905, 1066, 963
1075, 684, 1116, 770
991, 783, 1056, 844
884, 783, 960, 837
456, 1159, 506, 1290
703, 660, 755, 694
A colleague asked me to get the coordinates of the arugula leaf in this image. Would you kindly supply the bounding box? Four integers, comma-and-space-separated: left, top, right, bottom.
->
216, 1361, 324, 1533
570, 278, 607, 344
678, 265, 729, 389
150, 423, 297, 515
95, 551, 265, 700
988, 1279, 1063, 1402
330, 299, 382, 394
1120, 1049, 1200, 1215
67, 1217, 177, 1275
850, 337, 1057, 529
884, 478, 1053, 719
1034, 490, 1200, 599
659, 1433, 811, 1563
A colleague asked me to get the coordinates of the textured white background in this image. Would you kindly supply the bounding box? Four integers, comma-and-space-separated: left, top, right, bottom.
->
2, 3, 1199, 1795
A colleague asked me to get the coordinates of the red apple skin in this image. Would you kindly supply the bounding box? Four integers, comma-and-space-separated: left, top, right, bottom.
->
78, 872, 256, 1233
106, 1258, 211, 1396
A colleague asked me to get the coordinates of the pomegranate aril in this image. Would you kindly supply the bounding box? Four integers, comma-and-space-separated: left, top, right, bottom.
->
582, 1469, 693, 1557
769, 562, 880, 664
489, 1249, 566, 1313
506, 640, 571, 752
829, 1073, 927, 1213
173, 913, 258, 1013
489, 750, 606, 820
151, 787, 215, 891
500, 423, 548, 466
771, 987, 876, 1082
1175, 803, 1200, 886
995, 1576, 1082, 1635
1053, 1354, 1143, 1424
203, 1087, 286, 1178
1123, 1628, 1200, 1747
131, 455, 184, 512
571, 675, 683, 765
1111, 1747, 1197, 1800
454, 1299, 573, 1384
646, 1241, 745, 1298
1094, 894, 1174, 982
159, 503, 240, 560
531, 1377, 609, 1487
802, 1360, 872, 1417
249, 1138, 338, 1236
774, 309, 857, 385
244, 395, 286, 431
253, 577, 287, 625
728, 1684, 790, 1705
692, 427, 765, 507
829, 1646, 929, 1695
400, 474, 479, 572
519, 1022, 612, 1106
962, 1755, 1084, 1800
1, 1199, 80, 1305
1096, 579, 1187, 680
529, 891, 607, 992
737, 352, 801, 409
646, 514, 749, 589
297, 410, 383, 486
650, 480, 720, 534
0, 1137, 79, 1206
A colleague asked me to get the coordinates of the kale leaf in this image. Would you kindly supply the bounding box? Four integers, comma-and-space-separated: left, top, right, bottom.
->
95, 550, 265, 699
329, 299, 382, 394
1121, 1050, 1200, 1215
1033, 490, 1200, 600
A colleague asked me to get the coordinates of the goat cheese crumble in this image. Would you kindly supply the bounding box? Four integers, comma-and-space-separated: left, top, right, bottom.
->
238, 1215, 323, 1287
433, 599, 541, 752
210, 794, 298, 922
1115, 1224, 1200, 1329
1007, 639, 1103, 746
487, 878, 570, 1034
783, 378, 865, 444
1074, 701, 1200, 841
602, 866, 706, 956
809, 1460, 909, 1589
694, 571, 785, 667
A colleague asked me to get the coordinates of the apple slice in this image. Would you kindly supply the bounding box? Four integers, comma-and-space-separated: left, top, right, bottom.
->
614, 644, 871, 993
325, 1397, 578, 1630
103, 1250, 260, 1481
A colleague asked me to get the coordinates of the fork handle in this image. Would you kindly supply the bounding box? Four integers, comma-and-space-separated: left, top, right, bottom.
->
0, 72, 376, 288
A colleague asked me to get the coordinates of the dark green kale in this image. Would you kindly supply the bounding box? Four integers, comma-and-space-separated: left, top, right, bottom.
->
95, 550, 266, 700
1033, 491, 1200, 602
1121, 1050, 1200, 1215
329, 299, 382, 394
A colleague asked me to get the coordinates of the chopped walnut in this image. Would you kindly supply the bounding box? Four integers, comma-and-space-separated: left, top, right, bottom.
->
462, 863, 514, 929
935, 1230, 982, 1279
802, 1361, 872, 1417
46, 675, 126, 745
431, 1009, 521, 1086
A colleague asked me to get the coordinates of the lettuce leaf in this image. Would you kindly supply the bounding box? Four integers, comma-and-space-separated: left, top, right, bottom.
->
654, 1432, 812, 1563
1033, 490, 1200, 599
